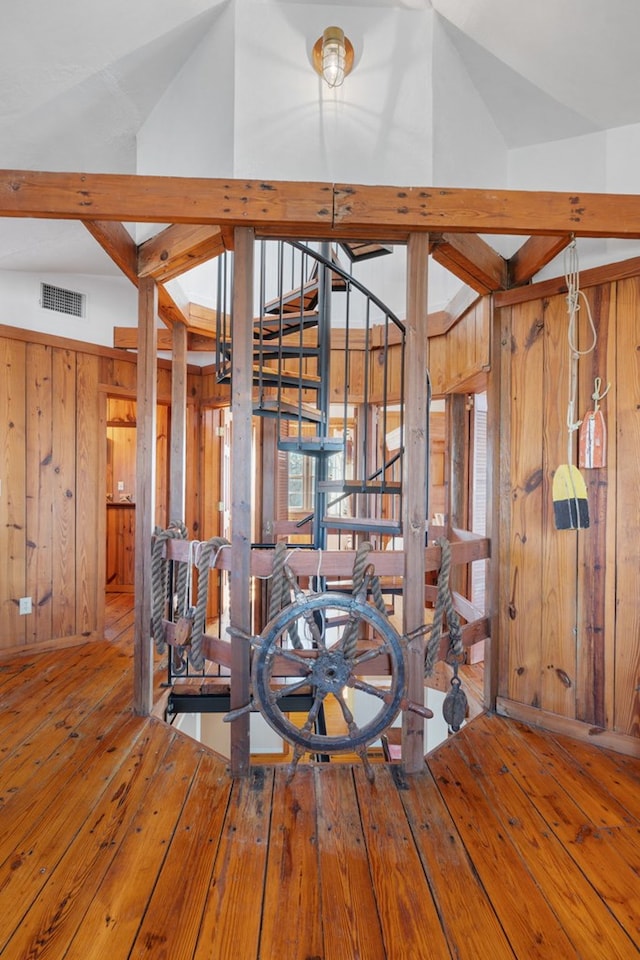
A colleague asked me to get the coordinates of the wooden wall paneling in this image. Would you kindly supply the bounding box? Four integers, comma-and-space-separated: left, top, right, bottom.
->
200, 406, 223, 622
76, 354, 102, 639
110, 357, 137, 392
602, 286, 618, 732
133, 278, 158, 716
107, 398, 136, 424
25, 343, 53, 644
613, 277, 640, 737
540, 295, 578, 717
185, 399, 200, 538
0, 337, 27, 647
426, 335, 446, 395
576, 283, 615, 727
506, 299, 545, 707
51, 348, 77, 638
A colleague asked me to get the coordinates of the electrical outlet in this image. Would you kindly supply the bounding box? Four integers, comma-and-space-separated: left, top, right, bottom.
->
19, 596, 32, 615
117, 481, 125, 491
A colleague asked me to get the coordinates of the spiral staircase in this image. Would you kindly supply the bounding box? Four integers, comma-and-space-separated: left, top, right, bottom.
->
215, 238, 410, 549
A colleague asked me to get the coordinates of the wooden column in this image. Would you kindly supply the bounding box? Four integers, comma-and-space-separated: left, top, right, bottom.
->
447, 392, 468, 595
230, 226, 254, 777
402, 233, 429, 772
485, 296, 503, 709
133, 277, 158, 715
169, 321, 187, 523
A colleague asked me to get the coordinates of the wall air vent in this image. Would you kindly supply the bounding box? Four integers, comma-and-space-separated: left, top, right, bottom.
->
40, 282, 86, 318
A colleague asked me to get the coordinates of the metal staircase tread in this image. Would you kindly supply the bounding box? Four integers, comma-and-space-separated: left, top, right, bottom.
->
255, 398, 324, 423
278, 437, 344, 455
318, 479, 402, 493
252, 365, 321, 389
321, 516, 403, 534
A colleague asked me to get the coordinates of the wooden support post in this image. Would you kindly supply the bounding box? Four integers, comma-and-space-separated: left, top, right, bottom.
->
485, 296, 503, 709
133, 277, 158, 715
402, 233, 429, 772
447, 392, 469, 596
230, 226, 255, 777
169, 321, 188, 523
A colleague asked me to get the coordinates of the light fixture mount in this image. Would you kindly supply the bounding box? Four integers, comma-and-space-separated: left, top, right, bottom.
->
312, 26, 354, 88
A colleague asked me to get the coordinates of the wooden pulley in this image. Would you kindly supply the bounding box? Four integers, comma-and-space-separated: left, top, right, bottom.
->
442, 659, 468, 733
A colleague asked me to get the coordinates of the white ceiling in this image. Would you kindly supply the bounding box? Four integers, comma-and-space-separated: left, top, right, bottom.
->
1, 0, 639, 279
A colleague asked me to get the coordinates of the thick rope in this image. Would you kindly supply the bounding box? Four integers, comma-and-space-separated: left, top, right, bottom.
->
268, 541, 302, 648
189, 536, 229, 670
424, 537, 463, 677
150, 520, 188, 653
564, 240, 597, 467
342, 541, 387, 660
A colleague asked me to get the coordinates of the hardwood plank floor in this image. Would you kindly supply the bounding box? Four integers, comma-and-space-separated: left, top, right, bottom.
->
0, 597, 638, 958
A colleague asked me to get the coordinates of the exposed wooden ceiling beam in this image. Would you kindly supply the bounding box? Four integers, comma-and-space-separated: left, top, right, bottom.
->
83, 219, 138, 282
4, 170, 640, 239
431, 233, 507, 294
138, 224, 226, 282
83, 219, 191, 329
508, 234, 572, 287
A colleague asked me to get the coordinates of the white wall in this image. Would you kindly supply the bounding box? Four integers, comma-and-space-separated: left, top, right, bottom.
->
432, 14, 507, 189
234, 1, 433, 185
137, 2, 235, 179
0, 269, 138, 346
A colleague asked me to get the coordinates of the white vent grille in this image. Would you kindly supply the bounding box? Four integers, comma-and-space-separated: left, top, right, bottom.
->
40, 283, 86, 318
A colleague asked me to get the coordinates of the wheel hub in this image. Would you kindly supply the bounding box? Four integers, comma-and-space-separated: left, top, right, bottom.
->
309, 650, 351, 694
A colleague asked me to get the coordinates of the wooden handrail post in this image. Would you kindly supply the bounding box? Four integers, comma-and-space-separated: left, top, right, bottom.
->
229, 226, 255, 777
133, 277, 158, 715
402, 232, 430, 772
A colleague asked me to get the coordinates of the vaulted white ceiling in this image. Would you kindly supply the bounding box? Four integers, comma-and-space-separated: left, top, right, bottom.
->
1, 0, 638, 282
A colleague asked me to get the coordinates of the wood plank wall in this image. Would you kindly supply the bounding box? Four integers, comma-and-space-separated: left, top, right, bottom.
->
0, 326, 199, 653
496, 278, 640, 748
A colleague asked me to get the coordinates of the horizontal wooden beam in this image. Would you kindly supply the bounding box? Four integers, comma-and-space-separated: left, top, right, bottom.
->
163, 536, 490, 576
3, 170, 640, 239
432, 233, 507, 294
138, 224, 226, 281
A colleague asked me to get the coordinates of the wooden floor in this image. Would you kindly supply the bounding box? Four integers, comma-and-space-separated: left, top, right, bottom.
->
1, 594, 639, 959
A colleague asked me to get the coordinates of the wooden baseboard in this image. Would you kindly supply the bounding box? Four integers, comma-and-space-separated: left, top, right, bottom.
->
0, 631, 100, 659
496, 697, 640, 759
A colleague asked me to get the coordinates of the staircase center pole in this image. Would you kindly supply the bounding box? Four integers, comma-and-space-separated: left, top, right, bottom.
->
313, 241, 333, 553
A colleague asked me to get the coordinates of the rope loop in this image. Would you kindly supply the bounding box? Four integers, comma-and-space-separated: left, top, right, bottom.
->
424, 537, 463, 677
268, 541, 302, 648
150, 520, 189, 653
189, 536, 229, 670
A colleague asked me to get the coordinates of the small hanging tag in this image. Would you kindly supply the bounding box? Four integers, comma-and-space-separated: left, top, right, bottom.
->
579, 409, 606, 469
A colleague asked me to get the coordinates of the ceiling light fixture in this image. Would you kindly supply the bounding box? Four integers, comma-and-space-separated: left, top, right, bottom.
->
312, 26, 354, 88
